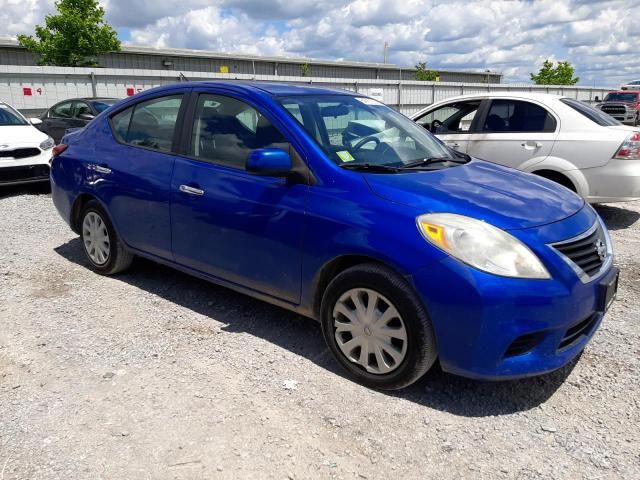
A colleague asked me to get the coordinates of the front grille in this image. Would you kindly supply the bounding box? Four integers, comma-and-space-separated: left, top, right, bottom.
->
0, 164, 50, 183
505, 332, 545, 357
600, 105, 626, 116
558, 314, 597, 350
0, 148, 41, 159
552, 223, 607, 279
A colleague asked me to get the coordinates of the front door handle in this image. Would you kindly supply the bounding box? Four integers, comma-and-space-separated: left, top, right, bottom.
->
445, 142, 460, 148
521, 142, 542, 150
87, 164, 112, 174
179, 184, 205, 196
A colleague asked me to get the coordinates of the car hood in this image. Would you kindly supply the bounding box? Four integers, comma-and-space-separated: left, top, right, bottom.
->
0, 125, 48, 145
364, 160, 585, 230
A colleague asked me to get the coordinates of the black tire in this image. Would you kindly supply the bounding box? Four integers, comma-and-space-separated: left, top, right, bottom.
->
320, 263, 437, 390
80, 200, 134, 275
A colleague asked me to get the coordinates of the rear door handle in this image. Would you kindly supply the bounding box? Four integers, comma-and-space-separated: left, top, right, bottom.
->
179, 184, 205, 196
446, 142, 460, 148
521, 142, 542, 150
87, 164, 112, 174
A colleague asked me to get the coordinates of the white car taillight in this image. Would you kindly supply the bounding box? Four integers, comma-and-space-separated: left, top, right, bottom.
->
614, 132, 640, 160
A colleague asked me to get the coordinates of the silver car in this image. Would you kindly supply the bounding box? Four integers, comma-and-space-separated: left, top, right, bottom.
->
411, 93, 640, 203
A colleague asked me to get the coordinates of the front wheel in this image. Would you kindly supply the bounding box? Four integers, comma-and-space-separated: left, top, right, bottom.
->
80, 200, 134, 275
320, 263, 437, 390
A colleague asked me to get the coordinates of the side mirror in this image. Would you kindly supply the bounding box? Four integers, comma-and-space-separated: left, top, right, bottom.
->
29, 117, 43, 126
78, 113, 95, 121
246, 148, 292, 177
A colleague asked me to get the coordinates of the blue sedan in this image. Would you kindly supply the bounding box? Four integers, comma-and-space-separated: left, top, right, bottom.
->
50, 81, 619, 390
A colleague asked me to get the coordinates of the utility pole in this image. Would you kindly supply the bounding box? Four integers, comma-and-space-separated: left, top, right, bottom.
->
383, 42, 388, 64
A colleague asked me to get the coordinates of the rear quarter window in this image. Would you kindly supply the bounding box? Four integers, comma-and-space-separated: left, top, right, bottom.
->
561, 98, 621, 127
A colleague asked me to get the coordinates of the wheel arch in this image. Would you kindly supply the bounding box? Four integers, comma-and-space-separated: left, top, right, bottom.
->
524, 157, 590, 197
311, 254, 407, 320
69, 193, 96, 234
532, 169, 577, 192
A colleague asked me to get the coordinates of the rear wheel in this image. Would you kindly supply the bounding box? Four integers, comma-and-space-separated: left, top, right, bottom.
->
80, 200, 133, 275
320, 263, 437, 390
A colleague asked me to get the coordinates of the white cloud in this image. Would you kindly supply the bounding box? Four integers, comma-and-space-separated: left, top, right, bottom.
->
4, 0, 640, 86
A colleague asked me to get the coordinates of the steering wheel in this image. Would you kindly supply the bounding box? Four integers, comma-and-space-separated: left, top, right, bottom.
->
353, 136, 381, 151
430, 119, 444, 132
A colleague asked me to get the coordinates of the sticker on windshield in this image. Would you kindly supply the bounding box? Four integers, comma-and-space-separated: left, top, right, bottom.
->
336, 150, 355, 162
356, 97, 384, 107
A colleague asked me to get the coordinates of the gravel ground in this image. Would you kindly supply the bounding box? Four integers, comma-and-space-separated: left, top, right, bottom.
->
0, 188, 639, 480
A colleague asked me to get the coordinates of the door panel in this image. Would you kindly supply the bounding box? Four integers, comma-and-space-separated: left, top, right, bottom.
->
468, 99, 558, 169
89, 94, 185, 259
93, 141, 176, 258
170, 92, 305, 303
171, 159, 306, 303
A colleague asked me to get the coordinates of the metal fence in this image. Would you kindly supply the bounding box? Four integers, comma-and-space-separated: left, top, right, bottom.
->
0, 65, 614, 116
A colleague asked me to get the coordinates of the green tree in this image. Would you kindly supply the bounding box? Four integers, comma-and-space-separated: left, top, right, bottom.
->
414, 62, 439, 81
18, 0, 120, 67
530, 59, 579, 85
300, 62, 310, 77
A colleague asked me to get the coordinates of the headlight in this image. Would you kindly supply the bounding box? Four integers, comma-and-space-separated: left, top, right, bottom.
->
417, 213, 550, 279
39, 137, 55, 151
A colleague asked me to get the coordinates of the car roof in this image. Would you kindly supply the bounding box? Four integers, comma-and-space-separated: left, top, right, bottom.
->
58, 97, 119, 102
430, 92, 566, 102
151, 81, 355, 97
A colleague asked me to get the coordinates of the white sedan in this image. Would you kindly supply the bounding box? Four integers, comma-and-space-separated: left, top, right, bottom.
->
0, 102, 54, 186
411, 93, 640, 203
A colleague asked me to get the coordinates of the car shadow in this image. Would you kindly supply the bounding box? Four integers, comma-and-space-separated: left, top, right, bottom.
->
54, 237, 574, 417
594, 203, 640, 231
0, 183, 51, 199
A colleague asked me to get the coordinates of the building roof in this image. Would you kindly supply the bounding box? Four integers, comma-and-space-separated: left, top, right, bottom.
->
0, 37, 502, 77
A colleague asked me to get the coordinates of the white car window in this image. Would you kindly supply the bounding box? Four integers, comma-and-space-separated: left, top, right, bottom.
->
415, 101, 481, 134
482, 100, 556, 133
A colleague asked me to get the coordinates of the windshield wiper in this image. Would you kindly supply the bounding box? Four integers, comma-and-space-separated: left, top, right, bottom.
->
400, 156, 468, 169
339, 163, 401, 173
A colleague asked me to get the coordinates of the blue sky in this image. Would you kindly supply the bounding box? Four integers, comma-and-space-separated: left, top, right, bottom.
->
3, 0, 640, 86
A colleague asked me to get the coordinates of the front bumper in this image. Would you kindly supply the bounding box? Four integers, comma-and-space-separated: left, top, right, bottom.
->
409, 209, 616, 380
580, 159, 640, 203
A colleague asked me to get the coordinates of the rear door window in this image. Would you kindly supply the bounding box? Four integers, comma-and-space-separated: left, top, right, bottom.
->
481, 100, 556, 133
109, 95, 183, 152
51, 102, 73, 118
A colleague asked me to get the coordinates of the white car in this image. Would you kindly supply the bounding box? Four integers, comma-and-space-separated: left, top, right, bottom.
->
0, 102, 54, 186
621, 80, 640, 90
411, 93, 640, 203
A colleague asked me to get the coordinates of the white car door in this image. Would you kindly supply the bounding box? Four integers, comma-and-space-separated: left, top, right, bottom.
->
467, 99, 558, 169
413, 100, 482, 153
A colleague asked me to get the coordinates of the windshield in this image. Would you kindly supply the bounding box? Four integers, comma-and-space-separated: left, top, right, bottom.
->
561, 98, 621, 127
0, 104, 28, 126
277, 94, 456, 168
604, 93, 639, 102
92, 100, 118, 113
